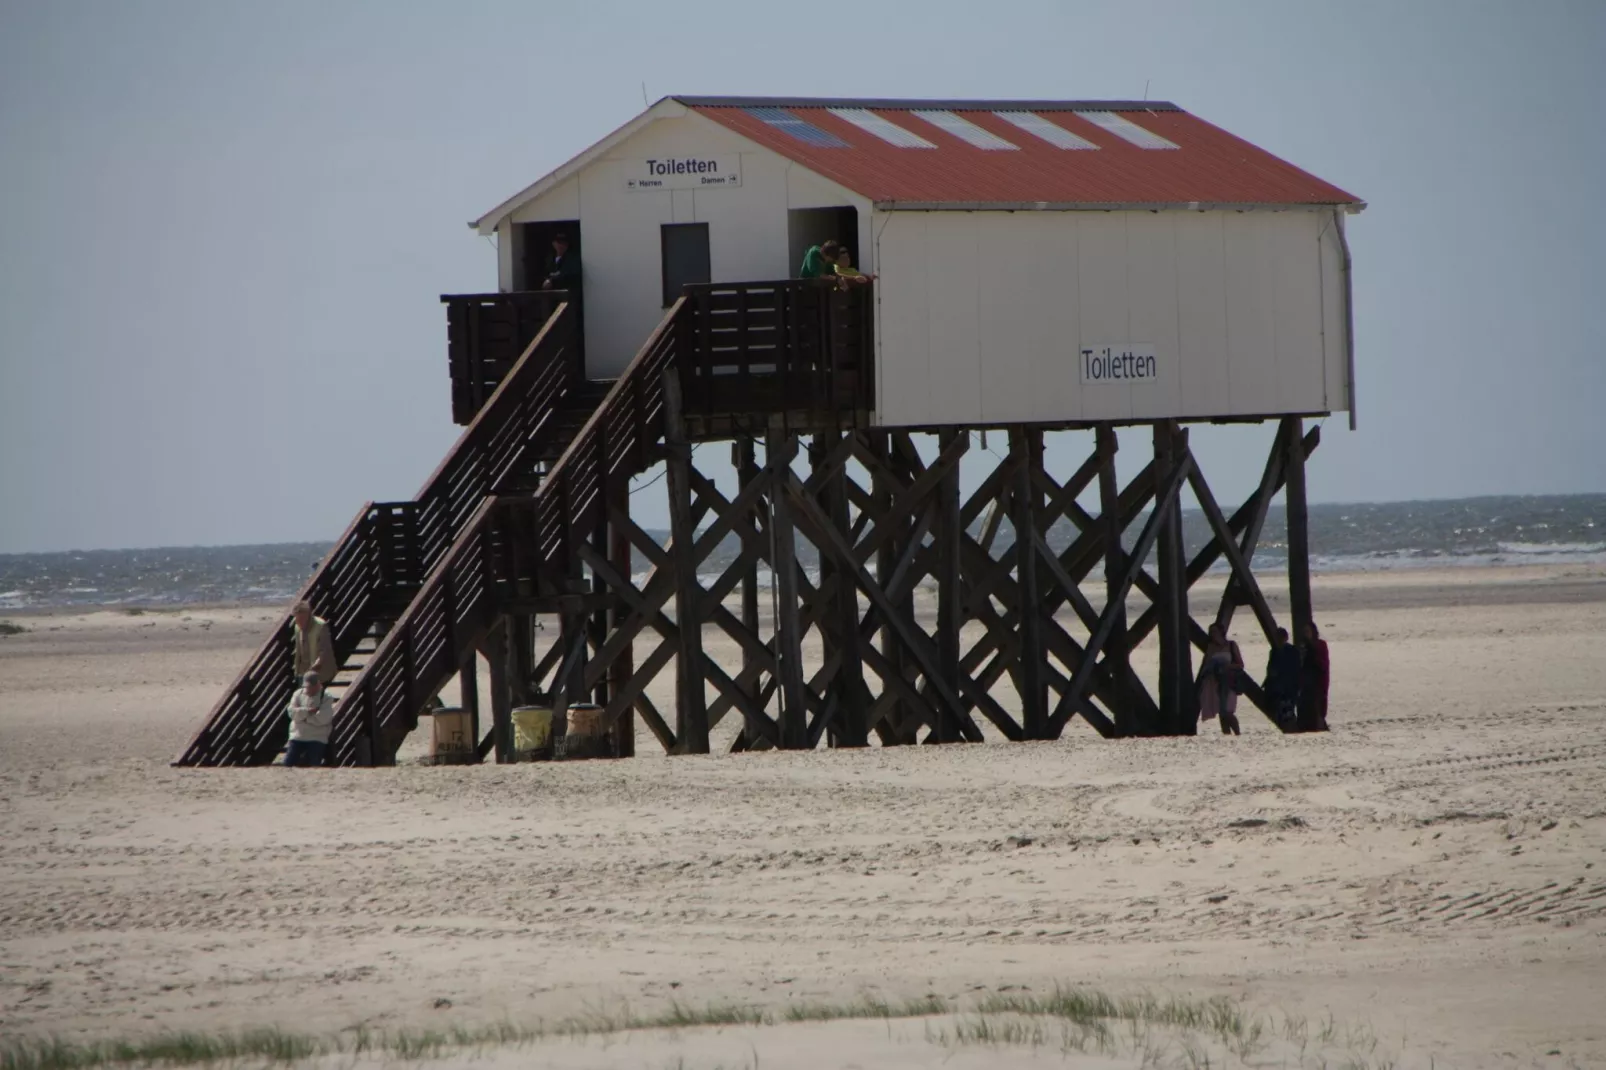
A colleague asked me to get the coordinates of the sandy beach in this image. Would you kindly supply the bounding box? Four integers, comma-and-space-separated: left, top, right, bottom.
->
1, 563, 1603, 1068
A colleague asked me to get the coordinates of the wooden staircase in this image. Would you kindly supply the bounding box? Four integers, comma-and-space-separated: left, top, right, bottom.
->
178, 280, 875, 767
175, 303, 588, 766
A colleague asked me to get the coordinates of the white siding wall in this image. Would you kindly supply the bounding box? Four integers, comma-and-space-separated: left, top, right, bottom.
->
505, 112, 871, 377
874, 209, 1348, 426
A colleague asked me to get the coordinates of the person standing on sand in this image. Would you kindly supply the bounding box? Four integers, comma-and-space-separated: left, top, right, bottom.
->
285, 671, 334, 767
1297, 621, 1331, 732
1264, 627, 1302, 730
291, 600, 336, 685
1198, 623, 1245, 735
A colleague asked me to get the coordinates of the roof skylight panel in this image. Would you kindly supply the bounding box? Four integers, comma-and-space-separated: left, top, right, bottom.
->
745, 107, 849, 148
911, 110, 1018, 150
1073, 111, 1179, 150
991, 111, 1099, 150
826, 108, 936, 148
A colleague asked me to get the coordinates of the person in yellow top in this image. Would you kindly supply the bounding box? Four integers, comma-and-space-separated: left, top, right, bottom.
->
832, 249, 873, 282
291, 600, 337, 685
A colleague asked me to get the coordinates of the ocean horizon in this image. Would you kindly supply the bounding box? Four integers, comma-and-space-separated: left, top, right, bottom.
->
2, 492, 1601, 611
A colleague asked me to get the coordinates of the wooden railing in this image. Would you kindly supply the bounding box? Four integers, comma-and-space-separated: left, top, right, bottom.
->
676, 279, 874, 424
331, 300, 687, 765
443, 291, 578, 424
176, 303, 582, 766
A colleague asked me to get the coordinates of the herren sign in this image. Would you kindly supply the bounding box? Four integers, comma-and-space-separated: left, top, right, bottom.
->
625, 156, 743, 191
1079, 343, 1159, 385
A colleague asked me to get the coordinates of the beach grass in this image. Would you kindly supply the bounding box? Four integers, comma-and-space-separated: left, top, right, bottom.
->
0, 986, 1391, 1070
0, 619, 26, 636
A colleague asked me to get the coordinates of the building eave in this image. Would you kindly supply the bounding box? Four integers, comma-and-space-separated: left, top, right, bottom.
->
872, 200, 1367, 213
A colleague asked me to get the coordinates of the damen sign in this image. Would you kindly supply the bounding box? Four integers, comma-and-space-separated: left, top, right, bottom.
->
1080, 343, 1159, 385
625, 155, 743, 191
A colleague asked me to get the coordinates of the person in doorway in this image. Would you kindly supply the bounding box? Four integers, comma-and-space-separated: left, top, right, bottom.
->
541, 233, 581, 291
285, 671, 334, 767
1198, 623, 1245, 735
1297, 621, 1331, 732
1264, 627, 1302, 731
291, 600, 336, 686
832, 248, 872, 282
799, 239, 840, 279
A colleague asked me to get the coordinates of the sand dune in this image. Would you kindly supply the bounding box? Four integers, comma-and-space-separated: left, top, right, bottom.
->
0, 565, 1602, 1068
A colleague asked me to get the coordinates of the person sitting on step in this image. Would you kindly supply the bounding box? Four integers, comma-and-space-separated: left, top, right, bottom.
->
285, 671, 334, 767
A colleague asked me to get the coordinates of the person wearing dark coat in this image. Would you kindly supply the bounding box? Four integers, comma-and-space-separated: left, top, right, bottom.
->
541, 233, 581, 292
1297, 620, 1331, 732
1264, 627, 1302, 731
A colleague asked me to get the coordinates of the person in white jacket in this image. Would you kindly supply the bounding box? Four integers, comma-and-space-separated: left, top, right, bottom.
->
285, 671, 334, 767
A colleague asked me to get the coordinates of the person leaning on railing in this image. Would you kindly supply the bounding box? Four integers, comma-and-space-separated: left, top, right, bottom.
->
291, 600, 337, 685
832, 249, 874, 284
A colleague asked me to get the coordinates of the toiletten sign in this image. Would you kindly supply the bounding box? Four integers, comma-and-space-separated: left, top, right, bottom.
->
1079, 343, 1160, 385
625, 155, 743, 191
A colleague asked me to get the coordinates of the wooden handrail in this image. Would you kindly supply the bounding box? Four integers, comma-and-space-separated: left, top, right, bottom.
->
176, 303, 580, 766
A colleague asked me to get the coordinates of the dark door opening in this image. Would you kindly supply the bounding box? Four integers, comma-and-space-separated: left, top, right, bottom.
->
517, 220, 582, 293
788, 206, 859, 276
661, 222, 711, 306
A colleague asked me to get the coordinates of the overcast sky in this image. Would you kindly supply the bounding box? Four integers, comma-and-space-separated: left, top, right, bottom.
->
1, 0, 1602, 554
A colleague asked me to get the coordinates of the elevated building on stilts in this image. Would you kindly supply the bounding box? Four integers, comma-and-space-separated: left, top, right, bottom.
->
179, 96, 1363, 766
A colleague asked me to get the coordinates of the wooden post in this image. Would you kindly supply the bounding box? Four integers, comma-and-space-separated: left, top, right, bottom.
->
737, 439, 763, 733
934, 429, 964, 743
662, 373, 709, 753
1153, 421, 1194, 735
458, 646, 480, 762
484, 618, 514, 763
819, 430, 869, 747
608, 475, 635, 758
1096, 424, 1137, 736
1012, 427, 1048, 739
868, 433, 903, 743
1283, 416, 1313, 636
767, 427, 809, 749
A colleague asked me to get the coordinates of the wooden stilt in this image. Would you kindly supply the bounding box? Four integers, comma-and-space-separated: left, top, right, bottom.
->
1153, 421, 1194, 735
1095, 424, 1138, 735
934, 429, 964, 743
483, 618, 514, 763
607, 475, 635, 758
818, 431, 869, 747
1012, 427, 1048, 739
458, 646, 480, 762
767, 428, 808, 748
663, 373, 709, 753
1283, 416, 1313, 635
737, 439, 762, 737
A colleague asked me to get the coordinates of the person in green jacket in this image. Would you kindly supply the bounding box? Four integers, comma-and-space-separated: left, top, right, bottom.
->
799, 239, 840, 279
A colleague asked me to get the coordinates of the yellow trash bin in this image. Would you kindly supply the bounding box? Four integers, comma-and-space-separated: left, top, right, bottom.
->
512, 706, 554, 760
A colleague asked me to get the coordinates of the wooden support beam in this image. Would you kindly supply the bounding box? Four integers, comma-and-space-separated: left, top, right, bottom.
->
607, 475, 635, 757
1187, 460, 1280, 644
1012, 428, 1048, 739
1153, 421, 1195, 735
1284, 416, 1313, 635
736, 437, 764, 736
481, 617, 513, 763
458, 645, 480, 763
767, 428, 809, 749
814, 430, 869, 747
1047, 447, 1192, 736
1216, 421, 1287, 634
1096, 424, 1139, 736
934, 429, 965, 743
663, 372, 710, 753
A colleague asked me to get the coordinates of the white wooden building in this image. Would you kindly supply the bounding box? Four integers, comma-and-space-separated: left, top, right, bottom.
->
472, 96, 1362, 429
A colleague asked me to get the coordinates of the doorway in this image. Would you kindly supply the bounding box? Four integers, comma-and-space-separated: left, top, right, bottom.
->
660, 222, 711, 307
517, 220, 582, 292
788, 206, 859, 276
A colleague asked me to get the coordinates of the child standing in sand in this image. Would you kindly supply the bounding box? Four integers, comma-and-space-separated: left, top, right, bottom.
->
285, 671, 334, 767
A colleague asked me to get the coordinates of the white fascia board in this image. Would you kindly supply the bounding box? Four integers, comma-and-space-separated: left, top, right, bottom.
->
471, 98, 690, 235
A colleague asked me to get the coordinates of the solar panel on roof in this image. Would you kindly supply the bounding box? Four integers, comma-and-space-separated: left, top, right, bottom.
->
912, 110, 1018, 150
1074, 111, 1179, 150
991, 111, 1099, 150
744, 107, 849, 148
827, 108, 936, 148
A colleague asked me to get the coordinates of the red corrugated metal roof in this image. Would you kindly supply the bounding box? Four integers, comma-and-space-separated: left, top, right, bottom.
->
683, 97, 1361, 209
